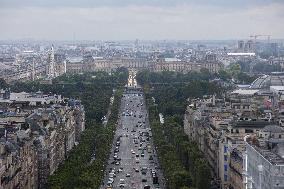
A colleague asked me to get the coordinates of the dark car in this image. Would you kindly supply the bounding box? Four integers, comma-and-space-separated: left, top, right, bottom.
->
144, 185, 150, 189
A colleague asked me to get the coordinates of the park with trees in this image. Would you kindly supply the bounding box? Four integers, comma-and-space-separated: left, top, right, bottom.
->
1, 69, 128, 189
137, 69, 223, 189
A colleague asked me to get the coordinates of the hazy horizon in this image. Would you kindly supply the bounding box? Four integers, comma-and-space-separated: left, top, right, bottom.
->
1, 0, 284, 41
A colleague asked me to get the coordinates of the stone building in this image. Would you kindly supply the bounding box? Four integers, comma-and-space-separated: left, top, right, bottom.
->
183, 85, 284, 189
0, 92, 85, 189
229, 149, 243, 189
244, 135, 284, 189
65, 57, 223, 74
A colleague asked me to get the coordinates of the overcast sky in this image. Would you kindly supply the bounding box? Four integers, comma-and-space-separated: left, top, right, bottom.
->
0, 0, 284, 40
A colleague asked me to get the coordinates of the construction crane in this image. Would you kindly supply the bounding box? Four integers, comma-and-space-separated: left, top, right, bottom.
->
249, 34, 271, 44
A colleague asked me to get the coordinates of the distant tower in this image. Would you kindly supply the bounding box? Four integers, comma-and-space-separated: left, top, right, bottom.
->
64, 60, 67, 73
32, 57, 35, 81
238, 40, 245, 52
48, 45, 55, 78
135, 39, 139, 50
246, 40, 254, 52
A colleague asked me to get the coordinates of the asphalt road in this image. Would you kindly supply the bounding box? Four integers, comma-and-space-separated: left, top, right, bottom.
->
101, 88, 165, 189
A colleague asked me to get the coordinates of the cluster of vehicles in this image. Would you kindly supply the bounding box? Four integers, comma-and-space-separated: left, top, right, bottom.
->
127, 71, 137, 87
111, 138, 122, 165
104, 91, 162, 189
107, 138, 123, 187
107, 169, 126, 188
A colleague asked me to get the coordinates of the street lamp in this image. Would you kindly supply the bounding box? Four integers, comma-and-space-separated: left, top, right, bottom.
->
243, 135, 251, 189
258, 165, 263, 189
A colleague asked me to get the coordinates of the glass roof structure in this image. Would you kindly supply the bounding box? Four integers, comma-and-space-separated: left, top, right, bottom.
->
250, 72, 284, 89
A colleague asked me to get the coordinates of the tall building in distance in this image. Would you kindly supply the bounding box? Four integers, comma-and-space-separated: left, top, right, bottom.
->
237, 40, 254, 53
246, 40, 254, 52
47, 45, 55, 78
135, 39, 139, 51
46, 45, 67, 79
238, 40, 245, 51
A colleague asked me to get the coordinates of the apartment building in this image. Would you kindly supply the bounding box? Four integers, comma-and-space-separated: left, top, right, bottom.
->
244, 133, 284, 189
184, 80, 284, 189
0, 91, 85, 189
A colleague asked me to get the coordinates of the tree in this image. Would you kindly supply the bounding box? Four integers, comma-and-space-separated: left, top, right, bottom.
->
199, 68, 211, 81
194, 159, 211, 189
236, 72, 257, 84
138, 70, 214, 189
218, 69, 231, 81
172, 170, 192, 189
43, 70, 127, 189
228, 63, 241, 78
253, 62, 281, 73
0, 78, 8, 89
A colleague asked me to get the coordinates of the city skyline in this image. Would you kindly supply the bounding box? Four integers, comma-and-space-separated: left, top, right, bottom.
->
0, 0, 284, 40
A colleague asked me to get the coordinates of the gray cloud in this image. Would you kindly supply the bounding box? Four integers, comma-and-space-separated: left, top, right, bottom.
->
0, 1, 283, 40
0, 0, 283, 9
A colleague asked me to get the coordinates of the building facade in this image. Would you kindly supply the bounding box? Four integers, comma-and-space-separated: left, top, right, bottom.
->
0, 92, 85, 189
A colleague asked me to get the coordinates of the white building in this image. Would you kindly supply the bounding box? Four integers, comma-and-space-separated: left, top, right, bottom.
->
9, 91, 62, 105
244, 138, 284, 189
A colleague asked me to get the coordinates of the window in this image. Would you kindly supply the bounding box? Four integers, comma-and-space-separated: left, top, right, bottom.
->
224, 155, 228, 161
224, 164, 228, 172
245, 129, 253, 133
224, 146, 228, 153
224, 174, 228, 181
